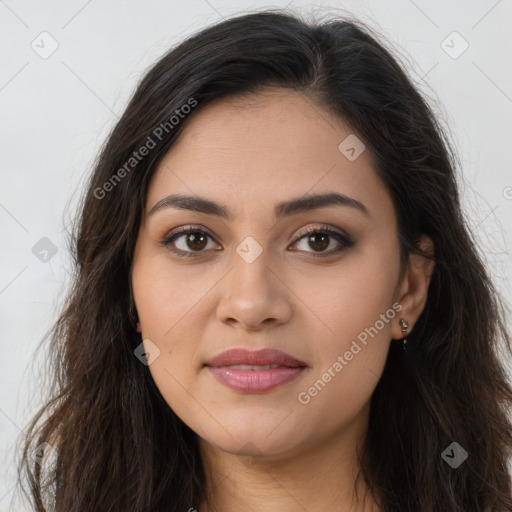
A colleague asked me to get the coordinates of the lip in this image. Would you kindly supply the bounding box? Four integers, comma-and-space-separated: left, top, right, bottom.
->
204, 348, 308, 393
205, 348, 307, 368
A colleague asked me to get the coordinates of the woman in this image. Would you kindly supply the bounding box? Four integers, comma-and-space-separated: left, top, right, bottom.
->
16, 9, 512, 512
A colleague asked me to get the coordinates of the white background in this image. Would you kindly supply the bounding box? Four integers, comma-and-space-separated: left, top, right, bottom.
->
1, 1, 511, 509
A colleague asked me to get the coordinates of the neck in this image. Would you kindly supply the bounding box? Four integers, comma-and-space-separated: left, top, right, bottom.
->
196, 403, 380, 512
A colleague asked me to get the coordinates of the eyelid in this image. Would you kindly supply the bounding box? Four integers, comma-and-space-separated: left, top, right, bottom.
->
293, 223, 348, 241
165, 224, 216, 240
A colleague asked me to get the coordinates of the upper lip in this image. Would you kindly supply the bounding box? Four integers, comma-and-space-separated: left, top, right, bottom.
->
205, 348, 307, 367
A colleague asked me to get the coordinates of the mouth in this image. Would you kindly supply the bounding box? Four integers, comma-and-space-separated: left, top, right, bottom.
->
204, 348, 308, 393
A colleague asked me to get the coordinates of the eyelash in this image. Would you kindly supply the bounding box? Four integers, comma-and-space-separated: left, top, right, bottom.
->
160, 224, 354, 259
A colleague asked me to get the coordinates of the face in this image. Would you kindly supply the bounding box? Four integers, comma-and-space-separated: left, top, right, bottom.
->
131, 88, 407, 460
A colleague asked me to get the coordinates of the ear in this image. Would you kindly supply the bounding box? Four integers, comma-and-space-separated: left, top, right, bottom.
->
392, 234, 435, 340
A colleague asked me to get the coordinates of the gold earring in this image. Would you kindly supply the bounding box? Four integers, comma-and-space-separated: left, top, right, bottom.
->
399, 318, 409, 352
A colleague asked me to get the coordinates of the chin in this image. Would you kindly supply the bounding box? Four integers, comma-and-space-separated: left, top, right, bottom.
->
197, 421, 303, 461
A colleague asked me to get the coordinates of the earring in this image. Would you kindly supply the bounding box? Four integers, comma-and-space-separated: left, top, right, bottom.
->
399, 318, 409, 352
135, 321, 141, 333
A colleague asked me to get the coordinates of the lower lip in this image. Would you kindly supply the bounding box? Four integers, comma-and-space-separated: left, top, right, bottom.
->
206, 366, 307, 392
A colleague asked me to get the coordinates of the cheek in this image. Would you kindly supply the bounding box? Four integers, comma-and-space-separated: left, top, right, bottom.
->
131, 253, 212, 394
131, 257, 208, 421
293, 249, 397, 414
295, 285, 394, 435
293, 246, 398, 349
132, 251, 215, 342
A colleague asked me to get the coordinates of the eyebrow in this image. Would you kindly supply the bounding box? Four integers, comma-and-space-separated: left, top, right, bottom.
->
147, 192, 369, 220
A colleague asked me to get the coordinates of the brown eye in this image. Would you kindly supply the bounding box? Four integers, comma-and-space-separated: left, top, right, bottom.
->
184, 232, 208, 251
291, 226, 354, 256
161, 227, 220, 257
307, 233, 330, 252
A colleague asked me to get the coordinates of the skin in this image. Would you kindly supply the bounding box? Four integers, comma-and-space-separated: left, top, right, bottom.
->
131, 87, 435, 512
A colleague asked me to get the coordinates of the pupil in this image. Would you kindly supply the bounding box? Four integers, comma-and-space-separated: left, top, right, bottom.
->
309, 234, 328, 251
187, 233, 207, 250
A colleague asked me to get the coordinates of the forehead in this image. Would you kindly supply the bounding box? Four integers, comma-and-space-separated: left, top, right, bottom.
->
145, 88, 394, 224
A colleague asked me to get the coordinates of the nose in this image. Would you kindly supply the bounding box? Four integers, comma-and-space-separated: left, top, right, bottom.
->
215, 249, 293, 331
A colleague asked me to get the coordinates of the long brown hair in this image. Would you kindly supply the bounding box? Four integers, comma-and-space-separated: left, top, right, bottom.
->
15, 9, 512, 511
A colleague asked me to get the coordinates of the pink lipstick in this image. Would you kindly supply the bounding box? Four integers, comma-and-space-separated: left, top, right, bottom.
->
204, 348, 308, 393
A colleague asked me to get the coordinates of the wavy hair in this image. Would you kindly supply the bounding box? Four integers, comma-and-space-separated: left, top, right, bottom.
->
15, 9, 512, 512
